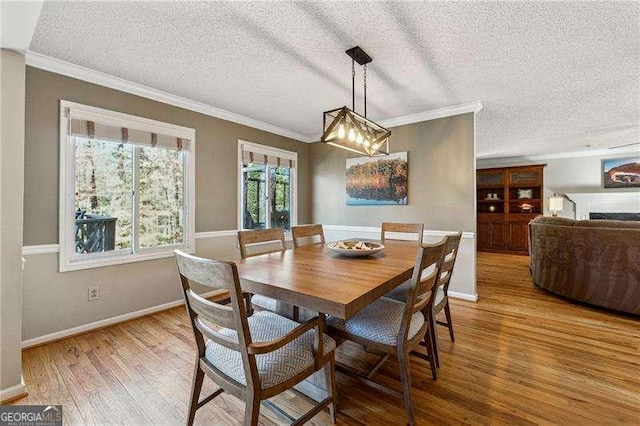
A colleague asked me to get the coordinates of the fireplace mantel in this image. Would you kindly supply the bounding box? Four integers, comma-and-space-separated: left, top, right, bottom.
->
565, 192, 640, 219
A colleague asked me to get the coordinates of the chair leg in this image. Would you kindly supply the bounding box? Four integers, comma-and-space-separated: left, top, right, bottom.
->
244, 292, 254, 316
430, 313, 440, 368
323, 358, 338, 423
423, 324, 438, 380
397, 349, 415, 426
187, 359, 204, 426
245, 393, 261, 426
444, 302, 455, 342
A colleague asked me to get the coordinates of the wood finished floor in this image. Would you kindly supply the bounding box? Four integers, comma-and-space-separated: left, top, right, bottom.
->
12, 253, 640, 425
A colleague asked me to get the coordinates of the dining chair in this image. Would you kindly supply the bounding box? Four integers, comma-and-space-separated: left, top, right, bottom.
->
326, 239, 446, 425
382, 222, 424, 302
385, 232, 463, 368
237, 228, 298, 320
431, 232, 462, 361
291, 224, 325, 248
380, 222, 424, 244
174, 250, 338, 426
291, 224, 326, 323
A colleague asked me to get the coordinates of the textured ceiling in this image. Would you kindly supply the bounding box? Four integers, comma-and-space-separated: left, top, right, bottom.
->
30, 1, 639, 158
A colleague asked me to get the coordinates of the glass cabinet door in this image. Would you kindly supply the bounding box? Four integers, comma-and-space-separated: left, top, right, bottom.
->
509, 169, 542, 185
477, 170, 504, 186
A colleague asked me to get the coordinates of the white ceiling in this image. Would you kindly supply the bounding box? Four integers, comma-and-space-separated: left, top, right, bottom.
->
27, 1, 640, 158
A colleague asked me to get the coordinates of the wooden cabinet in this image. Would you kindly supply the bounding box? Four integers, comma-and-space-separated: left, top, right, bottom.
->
477, 164, 545, 255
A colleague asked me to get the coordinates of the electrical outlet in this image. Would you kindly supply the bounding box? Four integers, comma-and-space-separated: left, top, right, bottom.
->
88, 286, 100, 301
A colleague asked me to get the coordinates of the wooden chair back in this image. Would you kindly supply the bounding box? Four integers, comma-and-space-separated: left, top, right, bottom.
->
438, 232, 463, 294
238, 228, 286, 259
380, 222, 424, 244
174, 250, 259, 389
291, 224, 325, 248
399, 239, 447, 341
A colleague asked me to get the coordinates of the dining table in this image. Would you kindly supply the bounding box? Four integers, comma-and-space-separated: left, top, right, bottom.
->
236, 239, 419, 320
236, 238, 421, 403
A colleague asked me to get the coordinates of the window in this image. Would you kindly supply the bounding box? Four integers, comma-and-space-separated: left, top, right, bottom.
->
238, 141, 297, 231
59, 101, 195, 271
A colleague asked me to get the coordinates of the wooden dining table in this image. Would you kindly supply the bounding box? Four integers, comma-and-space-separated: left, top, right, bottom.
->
236, 240, 419, 320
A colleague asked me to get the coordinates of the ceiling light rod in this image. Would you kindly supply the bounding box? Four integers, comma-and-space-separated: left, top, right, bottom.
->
346, 46, 372, 116
320, 46, 390, 157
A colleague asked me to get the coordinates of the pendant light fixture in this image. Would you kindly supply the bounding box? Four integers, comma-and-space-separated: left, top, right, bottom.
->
321, 46, 390, 157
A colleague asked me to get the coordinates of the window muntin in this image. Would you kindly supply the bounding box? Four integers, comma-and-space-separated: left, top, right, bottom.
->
60, 101, 195, 271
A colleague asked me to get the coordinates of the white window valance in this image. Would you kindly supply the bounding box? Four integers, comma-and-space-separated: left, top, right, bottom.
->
70, 118, 189, 151
241, 143, 296, 168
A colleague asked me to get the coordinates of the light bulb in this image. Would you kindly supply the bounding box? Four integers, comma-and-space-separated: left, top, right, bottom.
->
371, 142, 380, 150
338, 124, 345, 139
357, 133, 364, 144
348, 128, 356, 141
364, 140, 370, 147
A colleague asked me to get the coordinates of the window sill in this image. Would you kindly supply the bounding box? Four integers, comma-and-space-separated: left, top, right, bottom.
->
60, 246, 192, 272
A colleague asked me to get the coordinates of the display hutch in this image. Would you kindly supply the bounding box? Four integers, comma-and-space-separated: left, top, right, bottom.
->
477, 164, 546, 254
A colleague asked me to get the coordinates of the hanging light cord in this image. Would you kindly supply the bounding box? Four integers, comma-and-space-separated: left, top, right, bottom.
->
352, 59, 356, 111
364, 64, 367, 118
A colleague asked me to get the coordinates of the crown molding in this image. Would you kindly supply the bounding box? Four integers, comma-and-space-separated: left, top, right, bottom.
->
25, 51, 314, 143
377, 101, 483, 129
476, 144, 640, 166
25, 51, 483, 143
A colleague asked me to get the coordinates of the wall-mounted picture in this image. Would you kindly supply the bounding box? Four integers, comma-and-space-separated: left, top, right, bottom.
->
603, 157, 640, 188
346, 151, 408, 205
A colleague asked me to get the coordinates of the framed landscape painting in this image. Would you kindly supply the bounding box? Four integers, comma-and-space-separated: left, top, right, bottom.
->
603, 157, 640, 188
346, 151, 408, 205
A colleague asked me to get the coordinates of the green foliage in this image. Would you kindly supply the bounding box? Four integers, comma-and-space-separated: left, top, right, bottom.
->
74, 138, 185, 252
242, 164, 291, 230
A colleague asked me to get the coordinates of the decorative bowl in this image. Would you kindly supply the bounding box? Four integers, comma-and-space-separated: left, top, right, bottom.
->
326, 240, 384, 257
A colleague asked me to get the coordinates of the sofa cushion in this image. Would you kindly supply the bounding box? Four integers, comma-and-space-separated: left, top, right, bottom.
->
530, 216, 576, 226
575, 219, 640, 229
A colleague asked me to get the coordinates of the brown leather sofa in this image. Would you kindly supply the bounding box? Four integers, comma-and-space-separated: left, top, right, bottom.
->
529, 216, 640, 315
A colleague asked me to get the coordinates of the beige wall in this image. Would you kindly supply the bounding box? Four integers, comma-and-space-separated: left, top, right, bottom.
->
310, 113, 476, 232
21, 67, 310, 340
24, 67, 311, 245
1, 49, 26, 398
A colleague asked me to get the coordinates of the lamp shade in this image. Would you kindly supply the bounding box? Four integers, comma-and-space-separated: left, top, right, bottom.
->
549, 197, 564, 212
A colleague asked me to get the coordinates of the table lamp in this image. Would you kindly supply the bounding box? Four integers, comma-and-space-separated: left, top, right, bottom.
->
549, 196, 564, 217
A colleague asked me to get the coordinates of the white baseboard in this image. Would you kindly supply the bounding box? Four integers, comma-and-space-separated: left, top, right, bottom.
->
21, 291, 217, 349
449, 291, 479, 302
0, 376, 26, 404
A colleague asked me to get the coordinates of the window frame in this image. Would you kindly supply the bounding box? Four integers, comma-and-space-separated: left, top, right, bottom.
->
237, 140, 298, 232
59, 100, 196, 272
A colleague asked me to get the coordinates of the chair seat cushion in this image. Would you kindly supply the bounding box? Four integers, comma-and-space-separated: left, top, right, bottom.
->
251, 294, 289, 311
433, 287, 447, 312
205, 311, 335, 389
327, 297, 425, 346
384, 265, 438, 302
251, 294, 295, 317
384, 280, 412, 302
386, 282, 447, 307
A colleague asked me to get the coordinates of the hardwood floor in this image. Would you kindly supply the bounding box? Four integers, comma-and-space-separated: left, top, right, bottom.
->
12, 253, 640, 425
